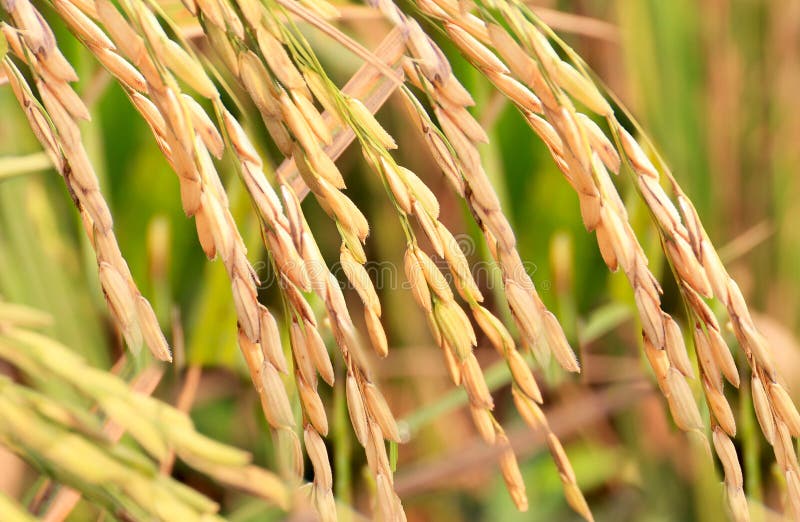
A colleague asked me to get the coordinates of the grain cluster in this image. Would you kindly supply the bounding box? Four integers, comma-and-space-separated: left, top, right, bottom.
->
2, 0, 797, 520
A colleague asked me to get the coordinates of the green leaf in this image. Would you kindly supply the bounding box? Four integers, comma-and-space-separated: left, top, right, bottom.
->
0, 152, 52, 182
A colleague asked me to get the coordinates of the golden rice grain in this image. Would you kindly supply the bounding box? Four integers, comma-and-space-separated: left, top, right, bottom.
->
413, 202, 445, 257
434, 100, 487, 145
297, 374, 329, 436
473, 305, 515, 354
415, 249, 452, 301
364, 383, 401, 442
365, 307, 389, 358
401, 167, 440, 219
504, 282, 541, 344
345, 374, 368, 445
404, 248, 432, 311
259, 362, 296, 429
183, 94, 224, 158
700, 239, 730, 303
693, 326, 721, 385
553, 60, 612, 116
259, 307, 288, 374
643, 336, 669, 392
444, 22, 508, 75
664, 317, 693, 378
161, 40, 217, 99
553, 106, 591, 174
53, 0, 113, 49
512, 387, 548, 430
737, 321, 774, 378
787, 470, 800, 520
379, 156, 413, 213
600, 205, 634, 274
617, 127, 659, 179
217, 0, 244, 39
437, 224, 483, 302
365, 420, 392, 478
294, 92, 332, 146
345, 96, 397, 149
497, 433, 528, 512
703, 378, 736, 437
340, 247, 381, 315
542, 311, 580, 373
595, 223, 618, 272
315, 177, 370, 242
507, 349, 543, 403
290, 320, 317, 387
772, 420, 796, 472
461, 354, 494, 409
375, 473, 400, 522
239, 51, 280, 116
751, 374, 775, 444
665, 368, 703, 431
634, 288, 665, 349
768, 382, 800, 437
470, 405, 496, 444
705, 327, 739, 387
576, 113, 619, 173
564, 482, 594, 522
135, 296, 172, 362
98, 262, 137, 342
280, 91, 322, 156
725, 483, 749, 522
713, 427, 743, 488
433, 300, 476, 361
665, 237, 712, 298
485, 70, 543, 113
726, 280, 753, 326
275, 427, 303, 478
255, 27, 311, 96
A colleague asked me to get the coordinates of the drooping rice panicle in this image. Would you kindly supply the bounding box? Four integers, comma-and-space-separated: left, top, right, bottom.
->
227, 3, 591, 512
0, 302, 290, 518
368, 0, 579, 371
180, 4, 407, 514
111, 3, 411, 517
36, 0, 308, 480
395, 82, 592, 519
241, 11, 545, 513
344, 1, 589, 515
203, 0, 392, 360
0, 12, 171, 362
406, 0, 800, 518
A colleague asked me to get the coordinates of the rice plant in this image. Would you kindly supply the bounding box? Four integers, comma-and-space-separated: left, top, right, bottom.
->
0, 0, 798, 520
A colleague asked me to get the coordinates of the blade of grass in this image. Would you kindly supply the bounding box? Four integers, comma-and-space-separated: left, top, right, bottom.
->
0, 152, 52, 181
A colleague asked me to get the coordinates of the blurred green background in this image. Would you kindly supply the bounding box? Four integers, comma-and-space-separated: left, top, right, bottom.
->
1, 0, 799, 520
